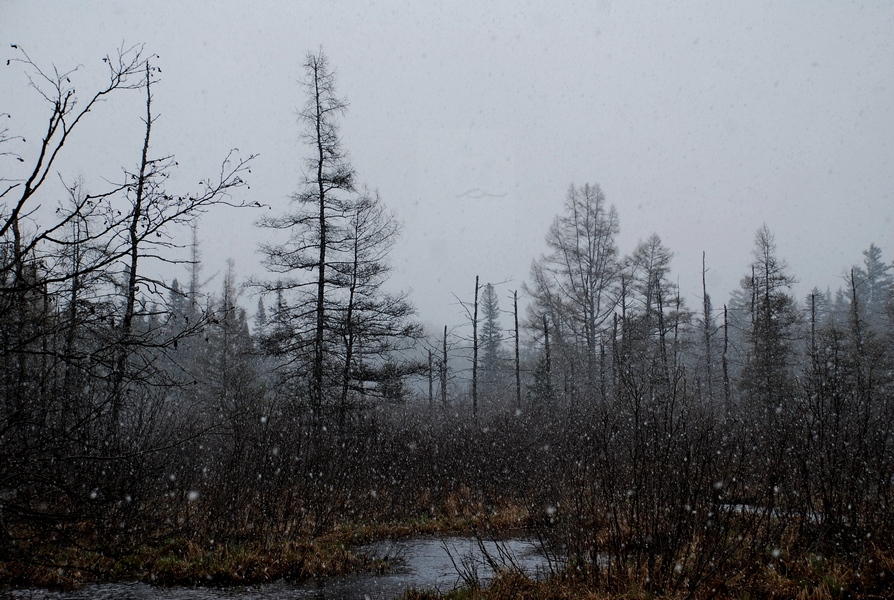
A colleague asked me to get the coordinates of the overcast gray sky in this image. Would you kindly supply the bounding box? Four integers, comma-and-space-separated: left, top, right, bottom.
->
3, 1, 893, 332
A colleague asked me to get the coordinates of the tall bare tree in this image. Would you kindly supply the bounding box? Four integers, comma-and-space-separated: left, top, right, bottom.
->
525, 183, 621, 401
256, 51, 418, 419
256, 50, 355, 413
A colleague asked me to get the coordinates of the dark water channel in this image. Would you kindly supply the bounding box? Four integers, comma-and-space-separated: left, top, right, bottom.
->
11, 536, 558, 600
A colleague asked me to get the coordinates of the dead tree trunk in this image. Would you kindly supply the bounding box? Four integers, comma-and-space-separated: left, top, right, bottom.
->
472, 276, 479, 423
702, 251, 714, 403
722, 304, 731, 413
513, 290, 521, 412
441, 325, 448, 409
542, 314, 551, 400
428, 349, 434, 408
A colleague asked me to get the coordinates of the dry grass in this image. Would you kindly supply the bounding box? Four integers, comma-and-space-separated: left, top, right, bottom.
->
328, 498, 532, 546
399, 544, 894, 600
0, 536, 383, 588
143, 537, 384, 585
0, 503, 532, 589
4, 505, 894, 599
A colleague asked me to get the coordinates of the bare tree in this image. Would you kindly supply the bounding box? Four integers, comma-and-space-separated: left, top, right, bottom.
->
525, 183, 621, 401
108, 61, 254, 423
441, 325, 449, 408
700, 251, 715, 405
255, 51, 418, 419
1, 45, 148, 278
513, 289, 521, 411
0, 45, 254, 565
472, 276, 479, 420
256, 50, 355, 413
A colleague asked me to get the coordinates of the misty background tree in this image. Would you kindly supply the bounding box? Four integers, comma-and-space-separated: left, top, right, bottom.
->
525, 182, 620, 405
478, 282, 506, 403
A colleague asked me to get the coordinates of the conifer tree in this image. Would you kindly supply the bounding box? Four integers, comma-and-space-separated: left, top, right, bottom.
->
739, 225, 799, 408
256, 51, 418, 417
479, 283, 504, 399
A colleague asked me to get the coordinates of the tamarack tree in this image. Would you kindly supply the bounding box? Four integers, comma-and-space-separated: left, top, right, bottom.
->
525, 183, 621, 406
255, 50, 419, 421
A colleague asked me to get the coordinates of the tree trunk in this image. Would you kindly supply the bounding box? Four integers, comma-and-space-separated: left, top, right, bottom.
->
111, 63, 154, 430
514, 290, 521, 412
722, 304, 731, 413
312, 59, 328, 417
472, 275, 479, 423
441, 325, 448, 408
702, 251, 714, 403
428, 349, 434, 408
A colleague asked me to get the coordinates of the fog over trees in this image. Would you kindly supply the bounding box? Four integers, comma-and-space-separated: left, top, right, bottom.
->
3, 45, 894, 598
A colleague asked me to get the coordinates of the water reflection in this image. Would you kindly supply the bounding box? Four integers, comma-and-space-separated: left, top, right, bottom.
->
11, 536, 556, 600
